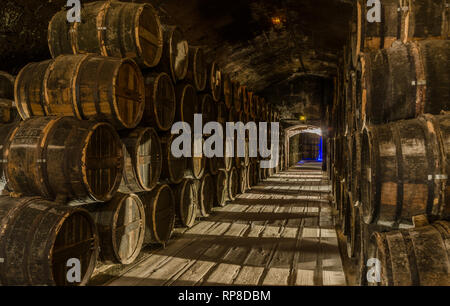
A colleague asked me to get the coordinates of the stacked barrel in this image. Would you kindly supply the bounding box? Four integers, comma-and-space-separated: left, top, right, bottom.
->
0, 1, 281, 285
328, 0, 450, 286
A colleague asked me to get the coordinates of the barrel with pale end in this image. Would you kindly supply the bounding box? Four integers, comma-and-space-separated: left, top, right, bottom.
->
2, 117, 123, 203
160, 133, 187, 184
186, 46, 207, 91
140, 184, 175, 245
142, 72, 176, 131
48, 1, 163, 68
215, 170, 229, 207
89, 193, 145, 265
14, 54, 145, 129
368, 220, 450, 286
238, 166, 247, 194
173, 179, 197, 228
0, 196, 98, 286
157, 25, 189, 82
119, 127, 162, 193
227, 167, 239, 201
196, 173, 215, 217
360, 114, 449, 228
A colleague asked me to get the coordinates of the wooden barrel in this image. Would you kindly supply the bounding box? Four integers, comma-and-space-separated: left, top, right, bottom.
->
186, 156, 206, 179
238, 166, 247, 194
217, 101, 228, 125
15, 54, 145, 130
160, 133, 187, 184
173, 179, 197, 228
175, 83, 198, 127
197, 173, 215, 217
218, 139, 233, 172
227, 167, 239, 201
89, 193, 145, 265
140, 184, 175, 245
0, 72, 19, 124
119, 127, 162, 193
347, 193, 362, 260
157, 25, 189, 82
2, 117, 123, 203
400, 0, 449, 43
360, 114, 449, 228
356, 0, 400, 55
208, 155, 220, 176
368, 220, 450, 286
351, 132, 361, 204
208, 61, 222, 102
215, 170, 229, 207
0, 197, 98, 286
199, 93, 217, 124
143, 72, 176, 131
0, 71, 14, 100
186, 46, 207, 91
246, 163, 255, 190
48, 1, 163, 68
359, 40, 450, 126
232, 80, 242, 111
223, 74, 233, 109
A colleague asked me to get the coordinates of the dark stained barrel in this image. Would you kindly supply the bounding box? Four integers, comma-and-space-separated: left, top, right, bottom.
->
223, 74, 233, 109
228, 167, 239, 201
140, 184, 175, 245
15, 54, 145, 129
359, 40, 450, 126
119, 127, 162, 193
368, 220, 450, 286
400, 0, 449, 43
48, 1, 163, 68
197, 173, 215, 217
232, 80, 242, 111
157, 25, 189, 82
89, 193, 145, 265
2, 117, 123, 203
0, 71, 19, 123
356, 0, 399, 53
173, 179, 197, 228
215, 170, 229, 207
175, 83, 198, 127
160, 133, 187, 184
0, 71, 14, 100
0, 197, 98, 286
208, 61, 222, 102
142, 72, 176, 131
360, 114, 449, 228
186, 46, 207, 91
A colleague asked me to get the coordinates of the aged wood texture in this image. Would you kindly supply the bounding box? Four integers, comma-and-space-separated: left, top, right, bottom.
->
173, 179, 197, 228
186, 46, 207, 91
157, 25, 189, 82
160, 133, 186, 184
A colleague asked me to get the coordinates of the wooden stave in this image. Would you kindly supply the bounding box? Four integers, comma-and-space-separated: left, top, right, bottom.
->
175, 82, 198, 127
208, 61, 222, 102
227, 167, 239, 201
157, 25, 189, 82
197, 173, 215, 217
214, 169, 229, 207
48, 1, 163, 68
160, 133, 187, 184
0, 196, 98, 286
173, 179, 197, 228
186, 46, 207, 91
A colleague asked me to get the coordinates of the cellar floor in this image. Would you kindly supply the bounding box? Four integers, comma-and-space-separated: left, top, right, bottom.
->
91, 162, 346, 286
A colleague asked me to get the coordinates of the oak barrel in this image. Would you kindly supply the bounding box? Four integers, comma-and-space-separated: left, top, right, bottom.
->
48, 1, 163, 68
89, 193, 145, 265
197, 173, 215, 217
238, 166, 247, 194
228, 167, 239, 201
0, 196, 98, 286
15, 54, 145, 129
200, 93, 217, 124
175, 83, 198, 127
360, 114, 449, 228
208, 61, 222, 102
215, 169, 229, 207
160, 133, 187, 184
119, 127, 162, 193
158, 25, 189, 82
173, 179, 197, 228
186, 46, 207, 91
140, 184, 175, 245
142, 72, 176, 131
0, 71, 19, 124
1, 117, 123, 203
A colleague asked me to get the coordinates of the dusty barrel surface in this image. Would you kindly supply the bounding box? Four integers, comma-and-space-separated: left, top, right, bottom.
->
173, 179, 197, 228
158, 25, 189, 82
0, 196, 98, 286
214, 169, 229, 207
186, 46, 207, 91
175, 83, 197, 127
140, 184, 175, 245
48, 1, 163, 68
208, 61, 222, 102
368, 220, 450, 286
360, 114, 450, 228
142, 72, 176, 131
160, 133, 186, 184
400, 0, 449, 43
89, 193, 145, 265
15, 54, 145, 129
119, 127, 162, 193
360, 40, 450, 125
1, 117, 123, 203
197, 173, 215, 217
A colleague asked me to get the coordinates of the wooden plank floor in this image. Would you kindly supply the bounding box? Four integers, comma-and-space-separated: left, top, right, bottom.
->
98, 162, 346, 286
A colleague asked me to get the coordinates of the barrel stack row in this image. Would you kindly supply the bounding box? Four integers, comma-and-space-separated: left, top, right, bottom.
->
326, 0, 450, 286
0, 1, 282, 286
